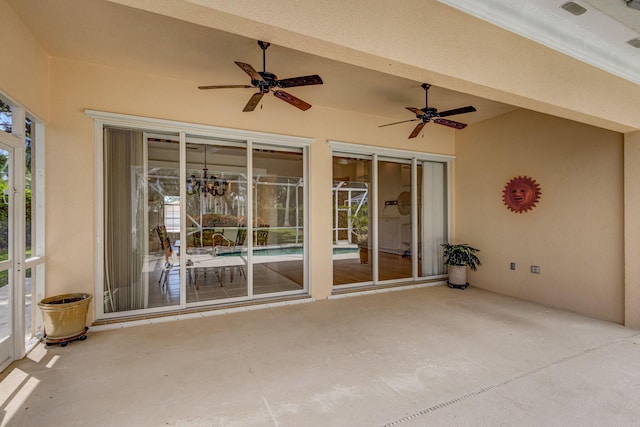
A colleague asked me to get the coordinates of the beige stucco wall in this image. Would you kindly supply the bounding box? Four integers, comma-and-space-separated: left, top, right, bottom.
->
625, 131, 640, 328
0, 0, 49, 119
3, 0, 637, 327
455, 109, 624, 323
46, 57, 455, 321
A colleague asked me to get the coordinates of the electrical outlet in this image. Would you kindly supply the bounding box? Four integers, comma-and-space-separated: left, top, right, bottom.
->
510, 262, 516, 270
531, 265, 541, 274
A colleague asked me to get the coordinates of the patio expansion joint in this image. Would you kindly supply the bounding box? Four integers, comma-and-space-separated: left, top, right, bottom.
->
383, 331, 640, 426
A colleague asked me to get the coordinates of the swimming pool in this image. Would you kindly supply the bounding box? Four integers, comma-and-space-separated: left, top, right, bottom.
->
216, 244, 357, 257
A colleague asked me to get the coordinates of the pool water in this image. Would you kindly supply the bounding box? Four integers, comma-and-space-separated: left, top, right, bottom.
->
217, 245, 357, 257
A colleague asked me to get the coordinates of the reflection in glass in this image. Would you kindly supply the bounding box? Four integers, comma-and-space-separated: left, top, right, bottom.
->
421, 162, 447, 276
103, 129, 181, 313
332, 156, 372, 285
378, 160, 412, 281
146, 136, 182, 309
0, 99, 11, 134
184, 141, 248, 302
25, 117, 33, 258
0, 148, 8, 261
252, 146, 305, 295
0, 147, 10, 341
25, 268, 32, 342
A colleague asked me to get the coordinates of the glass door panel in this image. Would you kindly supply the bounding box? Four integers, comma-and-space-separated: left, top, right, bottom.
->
421, 161, 448, 276
378, 160, 412, 281
252, 146, 305, 295
146, 134, 182, 308
184, 140, 248, 302
332, 156, 372, 285
0, 144, 13, 363
103, 129, 181, 314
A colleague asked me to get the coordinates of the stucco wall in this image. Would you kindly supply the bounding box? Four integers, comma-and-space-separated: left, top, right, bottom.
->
455, 109, 624, 323
625, 131, 640, 328
46, 57, 455, 320
0, 0, 49, 119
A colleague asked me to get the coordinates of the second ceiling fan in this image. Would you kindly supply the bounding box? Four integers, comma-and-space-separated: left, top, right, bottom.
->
198, 40, 323, 112
380, 83, 477, 138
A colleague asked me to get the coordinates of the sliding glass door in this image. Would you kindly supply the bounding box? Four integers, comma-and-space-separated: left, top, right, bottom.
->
252, 145, 305, 295
377, 159, 413, 282
97, 118, 309, 318
332, 146, 450, 288
332, 156, 372, 286
183, 139, 248, 303
103, 129, 181, 313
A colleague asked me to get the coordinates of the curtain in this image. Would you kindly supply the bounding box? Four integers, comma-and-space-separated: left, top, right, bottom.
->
422, 161, 447, 276
103, 128, 147, 312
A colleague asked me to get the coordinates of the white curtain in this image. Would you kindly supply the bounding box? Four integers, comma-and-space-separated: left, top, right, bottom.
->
422, 162, 447, 276
103, 128, 146, 312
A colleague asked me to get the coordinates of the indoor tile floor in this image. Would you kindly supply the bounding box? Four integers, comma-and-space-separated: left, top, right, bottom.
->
2, 285, 640, 426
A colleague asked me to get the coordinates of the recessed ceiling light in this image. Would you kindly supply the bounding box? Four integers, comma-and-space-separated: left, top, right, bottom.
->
627, 1, 640, 11
628, 37, 640, 48
561, 1, 587, 16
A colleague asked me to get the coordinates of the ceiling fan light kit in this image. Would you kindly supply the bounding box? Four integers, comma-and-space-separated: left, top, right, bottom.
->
198, 40, 323, 112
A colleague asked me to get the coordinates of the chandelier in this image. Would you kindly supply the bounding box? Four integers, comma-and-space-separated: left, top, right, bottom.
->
187, 148, 228, 197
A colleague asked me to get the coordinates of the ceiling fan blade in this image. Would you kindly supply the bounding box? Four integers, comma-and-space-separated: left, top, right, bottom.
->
235, 61, 263, 82
379, 118, 418, 128
243, 92, 265, 112
406, 107, 424, 115
198, 84, 253, 89
273, 90, 312, 111
434, 118, 468, 129
409, 122, 426, 139
277, 75, 324, 88
438, 106, 476, 117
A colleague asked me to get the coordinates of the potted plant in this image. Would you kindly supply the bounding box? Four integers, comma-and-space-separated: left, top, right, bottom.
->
441, 243, 481, 289
350, 207, 369, 264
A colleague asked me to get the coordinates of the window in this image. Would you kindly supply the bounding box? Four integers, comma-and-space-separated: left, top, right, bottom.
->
0, 99, 11, 134
163, 198, 180, 233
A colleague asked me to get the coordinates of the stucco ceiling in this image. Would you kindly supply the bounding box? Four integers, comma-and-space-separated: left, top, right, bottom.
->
7, 0, 515, 125
441, 0, 640, 86
7, 0, 639, 129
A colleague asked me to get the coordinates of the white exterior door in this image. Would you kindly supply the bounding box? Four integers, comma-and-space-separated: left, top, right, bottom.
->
0, 142, 15, 367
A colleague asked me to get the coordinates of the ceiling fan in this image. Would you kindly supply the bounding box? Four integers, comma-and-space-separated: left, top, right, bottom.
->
379, 83, 477, 138
198, 40, 323, 112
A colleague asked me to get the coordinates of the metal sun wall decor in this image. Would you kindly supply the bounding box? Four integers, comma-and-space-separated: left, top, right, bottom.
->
502, 176, 542, 213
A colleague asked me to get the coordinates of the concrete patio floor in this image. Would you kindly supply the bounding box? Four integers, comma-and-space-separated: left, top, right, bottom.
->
1, 285, 639, 426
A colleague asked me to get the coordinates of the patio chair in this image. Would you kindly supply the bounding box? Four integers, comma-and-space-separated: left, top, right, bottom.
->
255, 224, 269, 246
156, 225, 178, 289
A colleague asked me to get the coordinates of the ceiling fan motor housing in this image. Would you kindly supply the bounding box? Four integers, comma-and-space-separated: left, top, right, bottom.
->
418, 107, 438, 122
